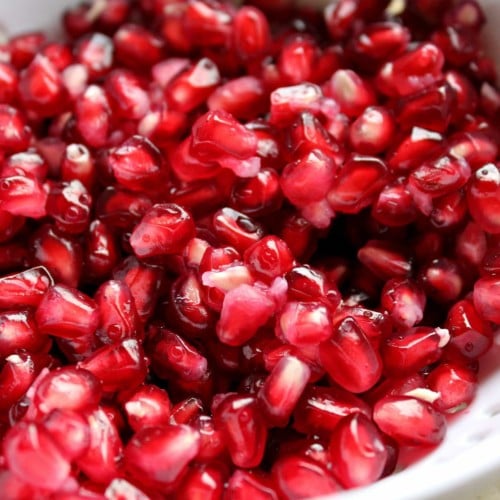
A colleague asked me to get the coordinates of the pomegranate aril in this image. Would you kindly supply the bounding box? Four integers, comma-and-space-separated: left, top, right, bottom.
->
258, 355, 311, 427
170, 397, 204, 426
61, 144, 95, 190
226, 470, 278, 500
0, 170, 47, 219
372, 181, 418, 227
233, 6, 271, 60
184, 1, 232, 48
35, 284, 99, 339
193, 414, 226, 460
376, 43, 444, 97
0, 266, 52, 309
75, 85, 111, 148
0, 309, 47, 357
382, 326, 449, 375
448, 131, 498, 170
130, 203, 195, 259
94, 280, 142, 344
105, 69, 149, 120
18, 54, 67, 117
357, 240, 411, 280
105, 479, 150, 500
327, 155, 388, 214
114, 24, 164, 71
77, 408, 123, 485
42, 409, 91, 461
214, 394, 267, 468
176, 463, 226, 500
467, 163, 500, 234
273, 455, 341, 498
0, 63, 18, 104
167, 58, 221, 113
419, 257, 464, 303
122, 384, 171, 433
455, 221, 487, 268
84, 220, 120, 282
349, 106, 395, 155
320, 317, 382, 393
381, 278, 426, 328
124, 424, 200, 492
217, 284, 275, 346
329, 413, 388, 488
373, 395, 447, 446
32, 367, 101, 416
4, 422, 71, 491
78, 339, 147, 393
473, 276, 500, 324
150, 327, 208, 381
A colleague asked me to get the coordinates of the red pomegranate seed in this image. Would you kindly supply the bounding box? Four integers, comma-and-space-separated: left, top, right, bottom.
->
376, 43, 444, 97
0, 309, 47, 357
473, 276, 500, 323
105, 69, 150, 120
105, 479, 150, 500
329, 413, 388, 488
150, 327, 208, 381
75, 85, 111, 148
84, 220, 120, 282
42, 409, 91, 460
122, 384, 171, 432
0, 171, 47, 219
61, 144, 95, 190
467, 163, 500, 234
130, 203, 195, 259
373, 395, 447, 446
77, 407, 123, 485
124, 424, 200, 491
273, 455, 341, 498
381, 278, 426, 328
0, 63, 18, 104
184, 1, 232, 48
0, 266, 52, 309
357, 240, 411, 280
75, 33, 114, 80
327, 155, 388, 214
78, 339, 147, 393
217, 284, 275, 346
35, 284, 99, 339
277, 301, 333, 347
0, 352, 48, 410
170, 397, 204, 426
94, 280, 142, 344
226, 470, 278, 500
382, 326, 449, 375
233, 6, 271, 60
167, 58, 221, 113
4, 422, 71, 491
419, 257, 464, 303
31, 367, 101, 416
114, 24, 164, 71
445, 298, 492, 360
214, 394, 267, 468
176, 463, 226, 499
349, 106, 395, 155
258, 355, 311, 427
320, 317, 382, 393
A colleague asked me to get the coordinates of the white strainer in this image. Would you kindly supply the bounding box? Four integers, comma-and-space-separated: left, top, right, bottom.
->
0, 1, 499, 499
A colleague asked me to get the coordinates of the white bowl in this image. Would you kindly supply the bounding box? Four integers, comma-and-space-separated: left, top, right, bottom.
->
0, 1, 499, 499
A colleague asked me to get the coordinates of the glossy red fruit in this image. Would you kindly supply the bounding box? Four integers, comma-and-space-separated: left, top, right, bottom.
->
0, 309, 47, 356
216, 284, 275, 346
473, 276, 500, 324
467, 163, 500, 234
373, 396, 447, 446
176, 463, 226, 500
78, 339, 147, 393
273, 455, 341, 498
94, 280, 141, 344
43, 409, 91, 460
277, 301, 333, 347
0, 171, 47, 219
329, 413, 388, 488
124, 425, 200, 491
35, 284, 99, 338
226, 470, 278, 500
327, 156, 388, 214
0, 105, 32, 154
31, 225, 83, 287
258, 356, 311, 427
75, 85, 111, 148
84, 220, 119, 282
77, 408, 123, 485
381, 278, 426, 328
233, 6, 271, 60
122, 384, 171, 433
150, 327, 208, 381
31, 367, 101, 416
319, 317, 382, 393
349, 106, 395, 155
214, 394, 267, 468
130, 204, 195, 259
4, 422, 71, 491
427, 363, 478, 413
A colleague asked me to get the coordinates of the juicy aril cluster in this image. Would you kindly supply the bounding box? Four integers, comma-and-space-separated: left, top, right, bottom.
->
0, 0, 497, 497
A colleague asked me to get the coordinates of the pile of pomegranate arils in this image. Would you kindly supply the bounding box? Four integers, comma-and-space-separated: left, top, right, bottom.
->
0, 0, 499, 497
